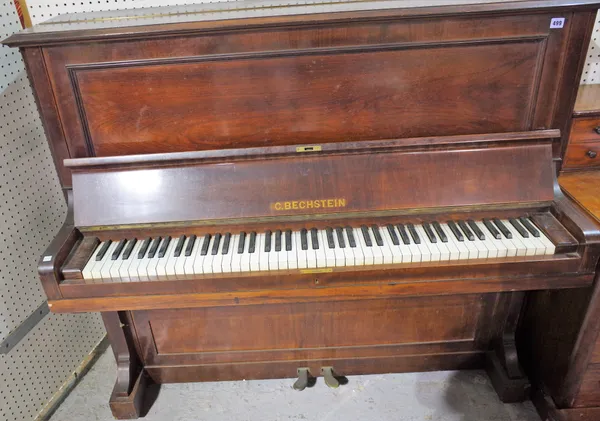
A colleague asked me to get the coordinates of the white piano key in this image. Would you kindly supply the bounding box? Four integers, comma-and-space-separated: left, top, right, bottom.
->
99, 242, 119, 281
477, 225, 499, 259
286, 231, 298, 270
147, 238, 167, 279
192, 236, 208, 275
221, 235, 236, 273
302, 231, 316, 269
268, 233, 280, 271
256, 233, 269, 271
320, 230, 337, 267
202, 235, 217, 274
294, 231, 307, 269
411, 226, 431, 263
339, 229, 355, 266
313, 230, 328, 268
381, 226, 402, 264
435, 237, 451, 261
184, 236, 201, 275
125, 241, 144, 281
240, 234, 252, 272
496, 226, 518, 258
501, 220, 529, 257
212, 236, 225, 274
457, 229, 479, 259
136, 241, 154, 281
393, 227, 413, 263
118, 240, 141, 281
330, 229, 346, 267
355, 228, 374, 265
173, 237, 191, 278
249, 233, 261, 271
109, 241, 128, 279
82, 241, 105, 280
416, 225, 440, 262
158, 240, 176, 278
275, 235, 288, 270
368, 227, 385, 265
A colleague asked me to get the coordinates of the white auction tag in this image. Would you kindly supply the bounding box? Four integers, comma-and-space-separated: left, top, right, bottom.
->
42, 255, 52, 262
550, 18, 565, 29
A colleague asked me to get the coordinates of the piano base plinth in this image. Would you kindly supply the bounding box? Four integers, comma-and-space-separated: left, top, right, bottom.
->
485, 351, 530, 403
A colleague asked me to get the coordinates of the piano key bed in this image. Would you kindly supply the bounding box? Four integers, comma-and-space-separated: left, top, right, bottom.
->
69, 216, 558, 283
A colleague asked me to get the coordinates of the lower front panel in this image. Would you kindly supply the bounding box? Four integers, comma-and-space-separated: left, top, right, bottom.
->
130, 293, 508, 383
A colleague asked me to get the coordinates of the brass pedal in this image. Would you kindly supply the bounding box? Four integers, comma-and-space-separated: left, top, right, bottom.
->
321, 366, 348, 389
293, 368, 316, 391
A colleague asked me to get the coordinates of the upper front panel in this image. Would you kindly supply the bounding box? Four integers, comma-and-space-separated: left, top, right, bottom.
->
43, 13, 568, 159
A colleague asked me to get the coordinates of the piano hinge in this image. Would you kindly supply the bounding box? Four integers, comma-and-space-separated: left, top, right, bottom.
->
296, 145, 322, 153
300, 268, 333, 274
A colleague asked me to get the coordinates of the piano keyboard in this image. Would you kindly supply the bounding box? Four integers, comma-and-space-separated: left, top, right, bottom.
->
81, 217, 555, 281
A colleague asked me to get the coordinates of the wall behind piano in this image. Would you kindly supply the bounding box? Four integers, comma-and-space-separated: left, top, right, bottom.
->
0, 2, 105, 421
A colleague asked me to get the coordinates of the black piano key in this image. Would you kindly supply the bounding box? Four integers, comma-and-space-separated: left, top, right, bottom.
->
311, 228, 319, 250
200, 234, 211, 256
285, 230, 292, 251
95, 240, 112, 261
422, 223, 437, 243
301, 228, 308, 250
509, 218, 529, 238
173, 235, 186, 257
396, 224, 410, 245
345, 226, 357, 248
386, 224, 400, 245
361, 225, 373, 247
371, 225, 384, 246
519, 217, 540, 237
122, 238, 137, 260
336, 227, 346, 248
137, 238, 151, 259
248, 232, 257, 253
493, 218, 512, 239
211, 233, 222, 255
447, 221, 464, 242
326, 227, 335, 249
483, 219, 501, 239
157, 236, 171, 258
275, 230, 282, 252
185, 235, 196, 257
221, 233, 231, 255
457, 221, 475, 241
264, 230, 272, 253
147, 237, 162, 258
467, 220, 485, 240
432, 222, 448, 243
407, 224, 420, 244
111, 239, 127, 260
238, 232, 246, 254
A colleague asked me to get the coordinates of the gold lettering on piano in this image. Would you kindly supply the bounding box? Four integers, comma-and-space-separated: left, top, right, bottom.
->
271, 198, 347, 211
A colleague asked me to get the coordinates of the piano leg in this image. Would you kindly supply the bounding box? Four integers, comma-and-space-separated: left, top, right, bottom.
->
486, 291, 531, 403
102, 311, 155, 419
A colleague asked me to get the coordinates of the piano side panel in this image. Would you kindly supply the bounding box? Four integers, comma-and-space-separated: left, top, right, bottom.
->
39, 11, 570, 166
130, 293, 504, 380
72, 143, 554, 227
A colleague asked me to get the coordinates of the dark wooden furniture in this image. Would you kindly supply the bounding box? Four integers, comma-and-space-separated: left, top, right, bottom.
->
522, 85, 600, 421
4, 1, 600, 419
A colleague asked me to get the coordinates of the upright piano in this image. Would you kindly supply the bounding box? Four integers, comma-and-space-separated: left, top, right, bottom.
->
4, 1, 600, 419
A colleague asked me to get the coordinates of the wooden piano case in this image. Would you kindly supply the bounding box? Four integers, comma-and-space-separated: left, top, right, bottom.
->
4, 1, 600, 419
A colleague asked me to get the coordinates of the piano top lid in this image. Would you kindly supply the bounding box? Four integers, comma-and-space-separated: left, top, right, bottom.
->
67, 130, 559, 229
4, 0, 600, 47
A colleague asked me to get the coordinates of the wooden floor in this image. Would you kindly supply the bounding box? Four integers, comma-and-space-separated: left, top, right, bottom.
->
49, 349, 540, 421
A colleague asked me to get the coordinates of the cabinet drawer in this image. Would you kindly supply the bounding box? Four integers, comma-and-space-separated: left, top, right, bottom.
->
564, 141, 600, 169
570, 117, 600, 144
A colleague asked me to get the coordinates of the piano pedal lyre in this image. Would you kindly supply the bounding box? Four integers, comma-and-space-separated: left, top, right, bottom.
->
321, 366, 348, 389
293, 368, 316, 391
